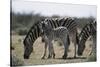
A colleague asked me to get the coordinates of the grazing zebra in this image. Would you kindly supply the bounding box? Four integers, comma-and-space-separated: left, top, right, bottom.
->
42, 17, 78, 58
23, 21, 43, 59
77, 20, 96, 56
40, 21, 70, 59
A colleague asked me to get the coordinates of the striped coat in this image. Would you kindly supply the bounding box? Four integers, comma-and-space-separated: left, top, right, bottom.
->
41, 22, 70, 59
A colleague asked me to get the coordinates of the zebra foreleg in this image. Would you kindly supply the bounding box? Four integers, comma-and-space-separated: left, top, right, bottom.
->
51, 43, 55, 59
41, 37, 48, 59
47, 42, 53, 59
41, 43, 47, 59
74, 32, 78, 58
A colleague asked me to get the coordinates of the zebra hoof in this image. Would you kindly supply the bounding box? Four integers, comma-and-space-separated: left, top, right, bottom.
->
53, 54, 55, 59
62, 55, 67, 59
74, 56, 76, 58
47, 57, 51, 59
41, 56, 45, 59
53, 56, 55, 59
47, 55, 52, 59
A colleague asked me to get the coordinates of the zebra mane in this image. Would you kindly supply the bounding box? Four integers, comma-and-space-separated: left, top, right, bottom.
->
78, 19, 96, 42
26, 21, 40, 37
23, 21, 43, 46
78, 23, 90, 38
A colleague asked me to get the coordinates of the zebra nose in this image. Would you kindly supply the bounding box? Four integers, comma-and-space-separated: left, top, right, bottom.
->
24, 54, 29, 59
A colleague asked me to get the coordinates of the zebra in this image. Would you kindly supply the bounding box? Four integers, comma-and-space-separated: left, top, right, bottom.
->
23, 17, 77, 59
23, 21, 43, 59
42, 17, 78, 58
40, 21, 70, 59
77, 20, 96, 56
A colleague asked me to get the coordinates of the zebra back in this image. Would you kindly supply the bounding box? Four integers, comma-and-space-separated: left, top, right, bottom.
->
43, 17, 77, 32
61, 17, 77, 32
42, 17, 77, 43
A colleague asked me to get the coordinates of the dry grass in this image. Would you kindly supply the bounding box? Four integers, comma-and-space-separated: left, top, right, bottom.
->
11, 35, 96, 66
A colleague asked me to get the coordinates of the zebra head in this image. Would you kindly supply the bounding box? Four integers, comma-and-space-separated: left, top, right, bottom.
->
41, 19, 52, 32
23, 21, 44, 59
77, 39, 85, 56
77, 35, 86, 56
23, 39, 33, 59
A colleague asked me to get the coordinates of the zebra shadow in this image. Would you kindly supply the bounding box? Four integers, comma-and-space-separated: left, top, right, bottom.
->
55, 57, 86, 60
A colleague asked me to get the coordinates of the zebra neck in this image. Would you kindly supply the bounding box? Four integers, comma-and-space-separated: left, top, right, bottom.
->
81, 35, 89, 44
43, 29, 52, 35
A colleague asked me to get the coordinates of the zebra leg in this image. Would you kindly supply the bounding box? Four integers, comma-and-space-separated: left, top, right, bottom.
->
53, 51, 55, 59
74, 32, 77, 58
62, 40, 68, 59
47, 41, 52, 59
74, 39, 77, 58
41, 42, 47, 59
51, 43, 55, 59
41, 36, 48, 59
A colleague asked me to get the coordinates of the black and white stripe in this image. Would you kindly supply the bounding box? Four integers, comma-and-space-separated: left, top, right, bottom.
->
41, 17, 77, 58
23, 17, 77, 59
41, 22, 70, 59
77, 20, 96, 56
23, 22, 43, 59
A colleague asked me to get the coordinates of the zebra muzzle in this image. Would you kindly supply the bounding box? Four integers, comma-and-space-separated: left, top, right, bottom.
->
24, 54, 29, 59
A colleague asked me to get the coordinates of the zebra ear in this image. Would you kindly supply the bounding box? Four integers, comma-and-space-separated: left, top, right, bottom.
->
93, 20, 96, 25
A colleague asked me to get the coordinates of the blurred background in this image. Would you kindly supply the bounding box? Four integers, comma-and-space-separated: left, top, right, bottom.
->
11, 0, 96, 35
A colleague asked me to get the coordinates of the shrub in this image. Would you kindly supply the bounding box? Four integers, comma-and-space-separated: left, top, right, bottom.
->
18, 29, 28, 35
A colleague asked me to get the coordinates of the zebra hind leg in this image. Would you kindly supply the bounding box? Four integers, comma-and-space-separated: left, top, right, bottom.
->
74, 33, 77, 58
62, 54, 67, 59
62, 40, 68, 59
73, 41, 77, 58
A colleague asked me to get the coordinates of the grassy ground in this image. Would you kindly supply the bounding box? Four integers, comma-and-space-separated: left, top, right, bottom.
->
11, 35, 96, 66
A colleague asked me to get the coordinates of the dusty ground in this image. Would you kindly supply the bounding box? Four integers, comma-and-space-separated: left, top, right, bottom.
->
11, 35, 94, 66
